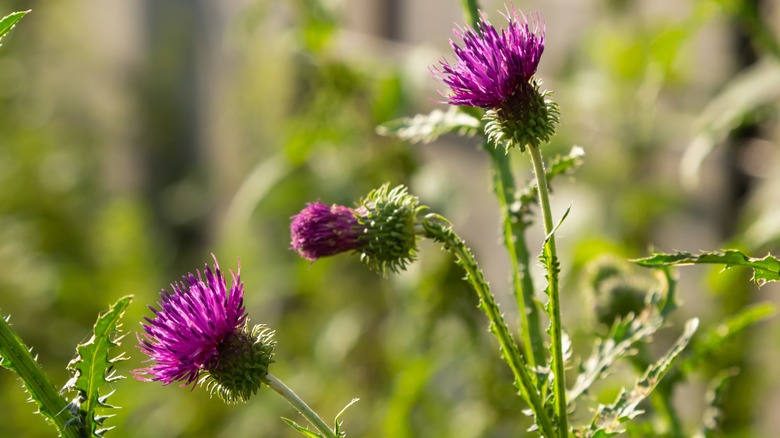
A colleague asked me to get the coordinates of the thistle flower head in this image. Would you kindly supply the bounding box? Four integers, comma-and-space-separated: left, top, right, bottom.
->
434, 5, 544, 109
290, 202, 362, 262
290, 184, 423, 275
432, 4, 559, 151
134, 256, 274, 402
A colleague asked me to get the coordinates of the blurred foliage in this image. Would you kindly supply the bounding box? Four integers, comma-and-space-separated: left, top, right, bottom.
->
0, 0, 779, 436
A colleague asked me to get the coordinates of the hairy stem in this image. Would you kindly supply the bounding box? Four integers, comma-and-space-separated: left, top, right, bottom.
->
487, 146, 544, 371
0, 316, 82, 438
264, 373, 337, 438
528, 144, 569, 437
422, 215, 555, 437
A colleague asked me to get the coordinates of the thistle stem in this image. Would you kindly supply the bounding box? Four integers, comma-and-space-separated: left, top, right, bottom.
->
264, 373, 337, 438
0, 316, 82, 438
422, 215, 555, 437
487, 146, 544, 371
528, 144, 569, 437
460, 0, 481, 28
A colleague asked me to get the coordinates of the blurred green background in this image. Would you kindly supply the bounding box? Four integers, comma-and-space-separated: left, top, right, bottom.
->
1, 0, 779, 436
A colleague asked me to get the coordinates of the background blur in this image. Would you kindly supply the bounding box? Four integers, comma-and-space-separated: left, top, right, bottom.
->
1, 0, 779, 436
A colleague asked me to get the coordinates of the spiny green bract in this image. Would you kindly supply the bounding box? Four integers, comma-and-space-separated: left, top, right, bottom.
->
355, 184, 425, 276
484, 80, 560, 152
200, 324, 276, 404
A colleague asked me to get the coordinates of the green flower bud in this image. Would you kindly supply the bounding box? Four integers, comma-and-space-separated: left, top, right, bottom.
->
201, 324, 276, 404
355, 184, 424, 275
585, 255, 650, 327
484, 79, 560, 152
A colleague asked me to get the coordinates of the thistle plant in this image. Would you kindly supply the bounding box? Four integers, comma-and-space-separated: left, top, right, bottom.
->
134, 256, 349, 438
369, 1, 780, 436
433, 4, 569, 433
4, 2, 780, 437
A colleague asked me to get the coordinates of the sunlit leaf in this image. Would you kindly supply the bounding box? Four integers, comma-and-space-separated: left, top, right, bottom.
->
584, 319, 699, 437
519, 146, 585, 208
634, 249, 780, 286
376, 107, 480, 144
548, 145, 585, 180
568, 312, 663, 405
62, 296, 133, 436
0, 10, 29, 45
333, 398, 359, 436
282, 418, 324, 438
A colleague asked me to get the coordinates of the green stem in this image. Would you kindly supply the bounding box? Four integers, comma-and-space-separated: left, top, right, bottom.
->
0, 316, 82, 438
460, 0, 481, 28
528, 145, 569, 437
264, 373, 337, 438
487, 147, 544, 372
422, 216, 555, 437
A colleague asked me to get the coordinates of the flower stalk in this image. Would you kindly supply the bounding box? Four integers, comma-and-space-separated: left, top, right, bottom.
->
0, 315, 82, 438
460, 0, 480, 28
528, 144, 569, 436
264, 373, 338, 438
421, 214, 555, 437
487, 146, 545, 371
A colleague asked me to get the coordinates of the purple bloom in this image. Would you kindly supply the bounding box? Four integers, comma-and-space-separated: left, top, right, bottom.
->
134, 256, 246, 387
290, 201, 362, 262
291, 185, 421, 275
433, 5, 545, 110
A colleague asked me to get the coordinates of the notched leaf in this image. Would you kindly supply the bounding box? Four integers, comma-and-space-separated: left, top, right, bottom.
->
63, 295, 133, 436
583, 319, 699, 437
376, 107, 480, 144
634, 249, 780, 286
282, 417, 325, 438
0, 10, 29, 45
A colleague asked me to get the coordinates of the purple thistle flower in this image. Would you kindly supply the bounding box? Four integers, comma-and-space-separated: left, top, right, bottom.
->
290, 201, 362, 262
433, 5, 545, 110
134, 256, 247, 387
290, 185, 422, 274
432, 4, 559, 151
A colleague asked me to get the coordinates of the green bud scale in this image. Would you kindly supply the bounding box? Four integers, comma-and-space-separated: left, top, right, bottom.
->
484, 79, 560, 152
355, 184, 424, 275
200, 324, 276, 404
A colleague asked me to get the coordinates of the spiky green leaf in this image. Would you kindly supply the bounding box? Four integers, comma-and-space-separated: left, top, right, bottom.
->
634, 250, 780, 286
333, 398, 358, 437
585, 318, 699, 436
568, 312, 664, 406
282, 418, 324, 438
376, 107, 480, 144
548, 145, 585, 180
62, 295, 133, 436
0, 10, 29, 45
519, 146, 585, 208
